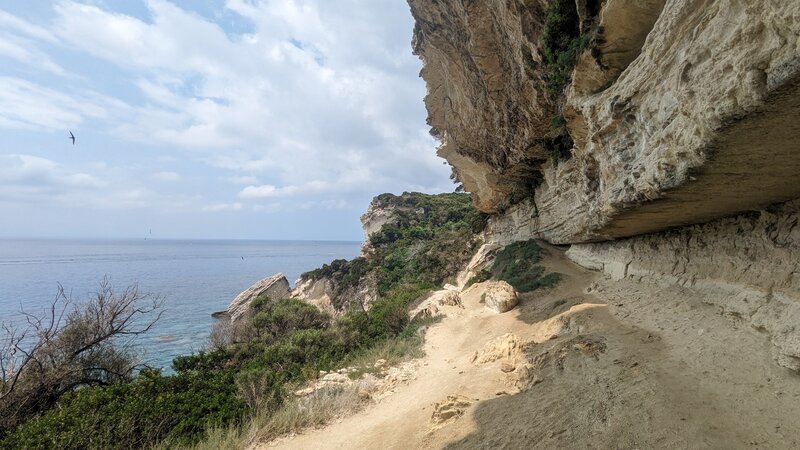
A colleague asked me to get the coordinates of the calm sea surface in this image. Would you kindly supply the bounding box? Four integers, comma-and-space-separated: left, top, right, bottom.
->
0, 239, 360, 371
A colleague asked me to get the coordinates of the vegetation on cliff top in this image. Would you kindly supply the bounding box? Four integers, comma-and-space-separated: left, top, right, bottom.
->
303, 192, 487, 308
1, 192, 482, 449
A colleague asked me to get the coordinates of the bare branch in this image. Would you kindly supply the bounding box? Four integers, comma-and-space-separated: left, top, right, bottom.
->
0, 278, 164, 433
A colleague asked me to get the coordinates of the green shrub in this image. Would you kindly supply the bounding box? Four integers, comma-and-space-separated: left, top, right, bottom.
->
481, 240, 562, 293
542, 0, 588, 97
2, 368, 246, 450
251, 298, 330, 343
2, 192, 479, 450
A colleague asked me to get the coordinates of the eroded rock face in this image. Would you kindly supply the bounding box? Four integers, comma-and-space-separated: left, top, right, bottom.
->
411, 0, 800, 244
358, 193, 427, 256
291, 276, 337, 316
292, 271, 378, 317
567, 200, 800, 371
226, 273, 291, 322
410, 289, 463, 321
408, 0, 556, 213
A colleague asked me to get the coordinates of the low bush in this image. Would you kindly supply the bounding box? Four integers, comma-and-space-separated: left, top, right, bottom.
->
2, 192, 477, 449
474, 240, 562, 293
542, 0, 588, 97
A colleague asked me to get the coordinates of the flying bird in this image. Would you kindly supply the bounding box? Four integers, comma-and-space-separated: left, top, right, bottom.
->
68, 131, 75, 145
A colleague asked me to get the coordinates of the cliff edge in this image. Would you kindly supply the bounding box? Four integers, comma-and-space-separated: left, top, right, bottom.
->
410, 0, 800, 244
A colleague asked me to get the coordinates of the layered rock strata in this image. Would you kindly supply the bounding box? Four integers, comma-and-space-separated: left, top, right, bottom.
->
567, 200, 800, 371
410, 0, 800, 244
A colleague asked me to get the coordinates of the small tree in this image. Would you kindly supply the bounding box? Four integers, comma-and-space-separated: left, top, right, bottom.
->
0, 278, 163, 435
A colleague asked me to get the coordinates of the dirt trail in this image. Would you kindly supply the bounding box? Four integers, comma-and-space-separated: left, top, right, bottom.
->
259, 244, 800, 449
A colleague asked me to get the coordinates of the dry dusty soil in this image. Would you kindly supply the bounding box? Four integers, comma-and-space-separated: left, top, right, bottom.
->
258, 244, 800, 449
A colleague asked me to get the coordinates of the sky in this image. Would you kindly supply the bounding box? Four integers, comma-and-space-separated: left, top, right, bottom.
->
0, 0, 452, 240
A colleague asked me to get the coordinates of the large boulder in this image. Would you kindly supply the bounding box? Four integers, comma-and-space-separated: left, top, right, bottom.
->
225, 273, 291, 322
481, 281, 519, 313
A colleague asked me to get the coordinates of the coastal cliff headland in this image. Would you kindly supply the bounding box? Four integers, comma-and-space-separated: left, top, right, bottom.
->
4, 1, 800, 449
260, 1, 800, 447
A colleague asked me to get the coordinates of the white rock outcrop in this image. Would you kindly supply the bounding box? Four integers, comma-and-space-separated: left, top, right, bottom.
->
410, 289, 463, 321
480, 281, 519, 313
225, 273, 291, 322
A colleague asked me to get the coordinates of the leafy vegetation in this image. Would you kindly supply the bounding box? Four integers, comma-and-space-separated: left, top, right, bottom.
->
303, 192, 486, 301
2, 192, 481, 449
367, 193, 485, 295
542, 0, 589, 97
0, 281, 163, 442
540, 0, 594, 162
3, 291, 438, 449
467, 240, 561, 292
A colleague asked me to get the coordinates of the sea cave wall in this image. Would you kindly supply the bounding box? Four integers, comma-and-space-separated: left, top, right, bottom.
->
409, 0, 800, 244
408, 0, 800, 370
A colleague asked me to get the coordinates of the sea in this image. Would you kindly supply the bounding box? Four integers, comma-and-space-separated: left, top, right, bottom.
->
0, 239, 361, 372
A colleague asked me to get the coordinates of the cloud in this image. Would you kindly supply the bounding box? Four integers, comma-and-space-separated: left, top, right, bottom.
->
238, 184, 291, 198
0, 154, 106, 191
151, 171, 180, 182
202, 202, 244, 212
227, 175, 260, 185
0, 10, 56, 43
0, 33, 66, 75
0, 154, 201, 212
237, 180, 332, 199
0, 1, 455, 238
0, 77, 127, 130
44, 0, 450, 189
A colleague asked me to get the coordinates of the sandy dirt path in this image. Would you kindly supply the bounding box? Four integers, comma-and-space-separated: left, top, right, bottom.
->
258, 243, 800, 449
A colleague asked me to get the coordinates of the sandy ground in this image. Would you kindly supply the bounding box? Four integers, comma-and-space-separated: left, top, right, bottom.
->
257, 243, 800, 449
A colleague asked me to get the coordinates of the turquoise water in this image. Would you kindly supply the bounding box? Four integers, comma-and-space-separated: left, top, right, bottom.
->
0, 239, 360, 371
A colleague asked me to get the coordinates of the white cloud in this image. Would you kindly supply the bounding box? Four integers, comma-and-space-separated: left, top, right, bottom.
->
202, 202, 243, 212
0, 33, 66, 75
238, 184, 284, 198
227, 175, 260, 185
45, 1, 449, 187
151, 171, 180, 182
0, 77, 127, 130
237, 180, 332, 199
0, 10, 56, 43
0, 154, 106, 191
0, 1, 455, 237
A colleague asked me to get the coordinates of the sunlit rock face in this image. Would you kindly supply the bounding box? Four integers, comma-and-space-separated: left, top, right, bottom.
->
410, 0, 800, 244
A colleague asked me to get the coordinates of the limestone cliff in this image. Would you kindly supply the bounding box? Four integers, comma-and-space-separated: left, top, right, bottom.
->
410, 0, 800, 244
293, 192, 483, 315
567, 200, 800, 370
409, 0, 800, 372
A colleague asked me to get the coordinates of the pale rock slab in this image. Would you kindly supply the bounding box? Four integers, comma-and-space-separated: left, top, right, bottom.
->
480, 281, 519, 313
225, 273, 291, 322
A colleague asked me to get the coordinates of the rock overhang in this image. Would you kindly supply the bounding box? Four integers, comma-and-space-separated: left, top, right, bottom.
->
409, 0, 800, 244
